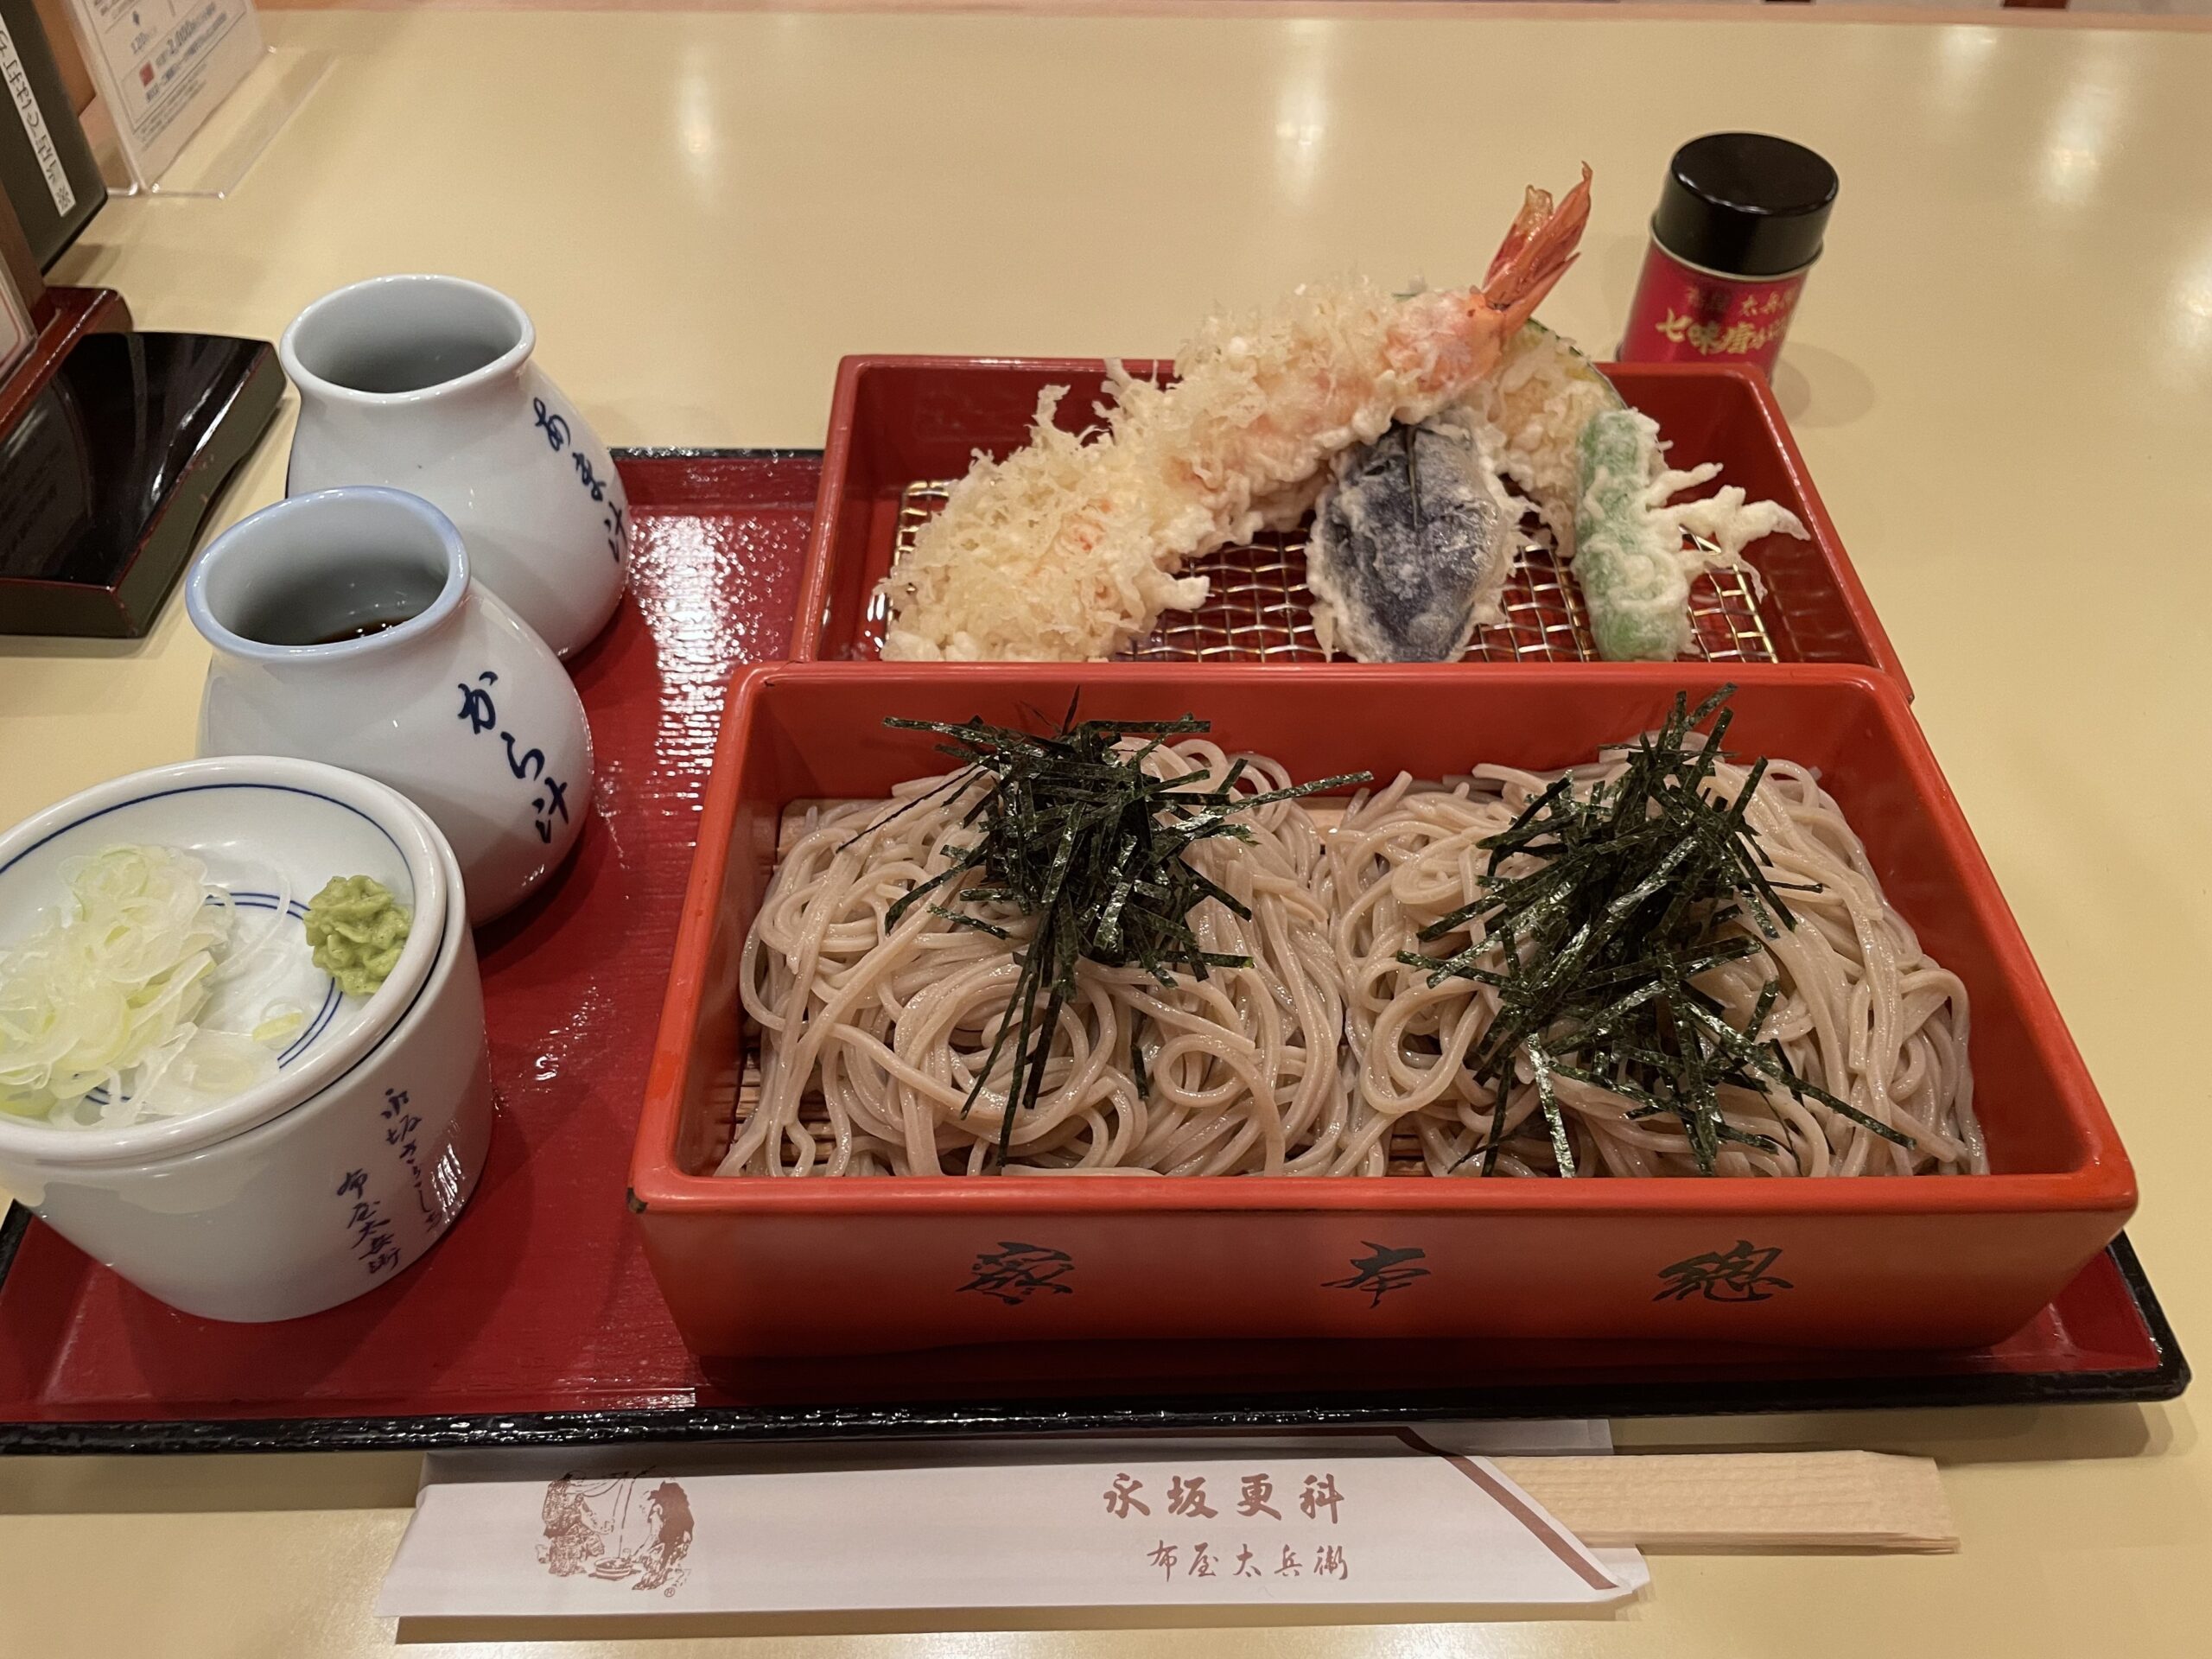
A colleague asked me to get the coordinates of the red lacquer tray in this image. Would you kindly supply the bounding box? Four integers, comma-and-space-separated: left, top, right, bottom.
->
0, 453, 2182, 1453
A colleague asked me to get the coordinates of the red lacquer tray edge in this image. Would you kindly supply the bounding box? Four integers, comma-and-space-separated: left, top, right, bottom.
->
0, 1203, 2183, 1453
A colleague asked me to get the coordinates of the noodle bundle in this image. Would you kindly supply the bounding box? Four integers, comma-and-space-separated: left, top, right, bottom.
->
729, 741, 1368, 1176
1329, 756, 1984, 1178
730, 731, 1983, 1180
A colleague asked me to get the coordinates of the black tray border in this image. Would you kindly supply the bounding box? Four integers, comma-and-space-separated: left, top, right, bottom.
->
0, 448, 2183, 1451
0, 1220, 2185, 1454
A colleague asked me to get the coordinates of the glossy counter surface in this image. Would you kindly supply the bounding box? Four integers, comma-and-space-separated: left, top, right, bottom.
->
1, 8, 2206, 1656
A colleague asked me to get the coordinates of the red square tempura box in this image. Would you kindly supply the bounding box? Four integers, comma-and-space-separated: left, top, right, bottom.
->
792, 355, 1908, 689
632, 664, 2130, 1361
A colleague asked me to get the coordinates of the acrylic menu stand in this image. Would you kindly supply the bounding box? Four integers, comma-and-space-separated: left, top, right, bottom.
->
79, 45, 330, 200
54, 0, 326, 202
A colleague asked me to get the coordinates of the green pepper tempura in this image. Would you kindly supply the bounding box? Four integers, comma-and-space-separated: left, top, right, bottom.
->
303, 875, 412, 997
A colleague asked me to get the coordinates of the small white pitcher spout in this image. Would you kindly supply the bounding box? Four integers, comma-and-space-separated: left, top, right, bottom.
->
280, 274, 628, 659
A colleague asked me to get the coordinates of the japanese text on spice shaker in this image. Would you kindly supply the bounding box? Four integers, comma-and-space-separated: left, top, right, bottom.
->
1618, 133, 1838, 379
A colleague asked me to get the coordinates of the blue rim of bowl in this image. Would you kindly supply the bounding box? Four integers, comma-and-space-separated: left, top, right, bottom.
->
230, 896, 343, 1069
0, 781, 410, 880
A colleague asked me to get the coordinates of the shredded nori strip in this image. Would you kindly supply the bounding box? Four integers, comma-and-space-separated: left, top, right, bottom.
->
1399, 686, 1916, 1176
879, 707, 1368, 1169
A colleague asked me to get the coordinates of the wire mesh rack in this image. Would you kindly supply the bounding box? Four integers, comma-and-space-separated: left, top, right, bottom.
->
867, 480, 1779, 664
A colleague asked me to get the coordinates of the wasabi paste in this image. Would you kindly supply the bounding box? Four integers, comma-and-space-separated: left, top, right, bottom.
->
304, 875, 411, 997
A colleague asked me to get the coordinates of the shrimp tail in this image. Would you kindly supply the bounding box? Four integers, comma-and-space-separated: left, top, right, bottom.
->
1477, 164, 1593, 330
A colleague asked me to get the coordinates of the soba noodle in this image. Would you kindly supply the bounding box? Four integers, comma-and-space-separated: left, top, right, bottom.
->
730, 739, 1984, 1179
1326, 756, 1984, 1178
729, 741, 1368, 1176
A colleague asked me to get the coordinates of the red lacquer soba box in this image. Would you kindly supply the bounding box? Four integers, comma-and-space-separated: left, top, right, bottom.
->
631, 664, 2130, 1361
792, 355, 1908, 690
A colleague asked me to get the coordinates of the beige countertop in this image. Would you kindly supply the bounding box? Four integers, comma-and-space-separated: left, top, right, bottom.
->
2, 6, 2208, 1656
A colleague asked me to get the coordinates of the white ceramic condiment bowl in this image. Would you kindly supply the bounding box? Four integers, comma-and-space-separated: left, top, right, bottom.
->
0, 766, 491, 1322
0, 757, 446, 1161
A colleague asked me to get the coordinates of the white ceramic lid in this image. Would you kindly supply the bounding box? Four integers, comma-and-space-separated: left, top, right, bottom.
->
0, 757, 450, 1165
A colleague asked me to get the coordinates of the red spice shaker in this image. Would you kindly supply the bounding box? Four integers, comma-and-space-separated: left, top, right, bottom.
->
1618, 133, 1837, 379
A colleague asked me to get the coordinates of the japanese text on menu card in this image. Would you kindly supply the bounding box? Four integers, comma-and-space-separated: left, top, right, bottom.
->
1, 7, 78, 219
65, 0, 262, 185
0, 254, 26, 380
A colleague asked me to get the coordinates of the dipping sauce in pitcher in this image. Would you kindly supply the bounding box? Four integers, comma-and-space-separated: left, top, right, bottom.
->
237, 564, 447, 648
186, 486, 596, 925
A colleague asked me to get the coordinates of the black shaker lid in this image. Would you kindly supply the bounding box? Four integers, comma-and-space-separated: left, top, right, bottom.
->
1652, 133, 1838, 277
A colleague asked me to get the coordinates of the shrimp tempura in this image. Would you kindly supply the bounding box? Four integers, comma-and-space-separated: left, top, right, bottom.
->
879, 170, 1594, 662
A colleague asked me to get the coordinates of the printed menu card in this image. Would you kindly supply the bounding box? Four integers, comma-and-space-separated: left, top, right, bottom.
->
65, 0, 258, 185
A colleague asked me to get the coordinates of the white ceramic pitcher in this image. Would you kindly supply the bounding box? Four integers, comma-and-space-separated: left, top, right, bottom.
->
188, 487, 594, 924
280, 274, 629, 659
